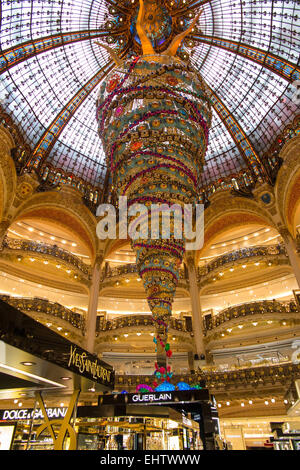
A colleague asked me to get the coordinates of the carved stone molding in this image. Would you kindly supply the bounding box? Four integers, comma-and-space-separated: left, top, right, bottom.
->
275, 135, 300, 234
0, 129, 17, 219
12, 190, 98, 258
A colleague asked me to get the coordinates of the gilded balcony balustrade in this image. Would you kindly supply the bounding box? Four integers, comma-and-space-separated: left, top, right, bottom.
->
115, 361, 300, 394
0, 294, 85, 331
203, 300, 299, 333
1, 236, 91, 279
198, 168, 257, 206
197, 243, 288, 284
96, 314, 191, 334
101, 263, 187, 284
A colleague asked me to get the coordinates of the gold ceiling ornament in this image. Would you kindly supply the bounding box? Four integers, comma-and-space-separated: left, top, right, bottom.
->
94, 41, 123, 66
35, 390, 80, 451
137, 0, 202, 58
97, 0, 203, 62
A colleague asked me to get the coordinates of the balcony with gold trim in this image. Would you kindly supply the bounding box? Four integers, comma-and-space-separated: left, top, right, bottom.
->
198, 244, 291, 294
0, 236, 91, 292
95, 313, 194, 353
99, 262, 189, 298
203, 300, 300, 352
0, 294, 85, 344
115, 361, 300, 400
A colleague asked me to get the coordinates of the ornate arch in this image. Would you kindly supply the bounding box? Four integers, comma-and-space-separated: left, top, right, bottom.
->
275, 135, 300, 236
197, 191, 277, 262
12, 187, 98, 259
0, 126, 17, 221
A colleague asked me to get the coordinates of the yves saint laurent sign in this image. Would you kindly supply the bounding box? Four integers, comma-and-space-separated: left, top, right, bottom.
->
67, 345, 113, 386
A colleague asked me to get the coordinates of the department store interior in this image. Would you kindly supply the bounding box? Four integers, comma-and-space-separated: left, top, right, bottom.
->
0, 0, 300, 451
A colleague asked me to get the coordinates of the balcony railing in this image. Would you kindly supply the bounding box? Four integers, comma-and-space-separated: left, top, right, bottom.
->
198, 168, 258, 206
1, 237, 91, 277
96, 314, 191, 333
115, 361, 300, 391
101, 263, 187, 282
203, 300, 299, 332
0, 294, 85, 331
198, 243, 287, 280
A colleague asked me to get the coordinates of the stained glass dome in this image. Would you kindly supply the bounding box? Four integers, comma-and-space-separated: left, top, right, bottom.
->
0, 0, 299, 193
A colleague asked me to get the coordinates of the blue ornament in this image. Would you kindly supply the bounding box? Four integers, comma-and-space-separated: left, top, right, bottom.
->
176, 381, 192, 391
155, 381, 176, 392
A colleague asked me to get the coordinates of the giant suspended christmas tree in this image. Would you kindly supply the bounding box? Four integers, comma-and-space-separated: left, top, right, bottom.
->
96, 0, 211, 368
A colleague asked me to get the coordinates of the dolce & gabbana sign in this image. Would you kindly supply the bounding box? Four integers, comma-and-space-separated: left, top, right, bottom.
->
0, 407, 67, 421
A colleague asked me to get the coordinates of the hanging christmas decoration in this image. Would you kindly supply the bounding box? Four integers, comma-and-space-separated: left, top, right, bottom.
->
96, 0, 211, 370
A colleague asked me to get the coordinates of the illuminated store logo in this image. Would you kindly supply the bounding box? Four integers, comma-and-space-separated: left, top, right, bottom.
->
35, 391, 79, 451
1, 408, 67, 421
68, 345, 112, 384
132, 392, 172, 403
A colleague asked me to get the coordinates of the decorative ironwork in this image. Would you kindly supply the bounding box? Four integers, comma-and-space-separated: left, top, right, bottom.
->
193, 34, 300, 83
204, 300, 299, 332
1, 237, 91, 278
198, 243, 287, 281
96, 314, 191, 333
0, 294, 85, 331
115, 362, 300, 391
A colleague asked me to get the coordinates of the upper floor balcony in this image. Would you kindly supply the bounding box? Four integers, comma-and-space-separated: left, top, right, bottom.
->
0, 236, 91, 281
101, 263, 187, 283
198, 243, 288, 287
115, 361, 300, 397
96, 314, 191, 335
203, 299, 300, 333
0, 294, 85, 341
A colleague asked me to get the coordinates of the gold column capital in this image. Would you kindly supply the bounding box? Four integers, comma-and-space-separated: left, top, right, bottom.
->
278, 226, 293, 242
94, 254, 104, 270
186, 252, 196, 269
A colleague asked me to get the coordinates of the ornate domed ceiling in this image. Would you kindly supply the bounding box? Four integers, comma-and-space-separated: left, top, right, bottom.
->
0, 0, 299, 192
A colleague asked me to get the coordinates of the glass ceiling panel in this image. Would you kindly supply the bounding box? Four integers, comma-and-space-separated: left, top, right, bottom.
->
0, 39, 109, 143
47, 87, 106, 186
0, 0, 299, 188
206, 0, 300, 64
200, 109, 245, 186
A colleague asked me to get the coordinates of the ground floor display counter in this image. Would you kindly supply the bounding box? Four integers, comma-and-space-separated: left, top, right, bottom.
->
0, 389, 219, 450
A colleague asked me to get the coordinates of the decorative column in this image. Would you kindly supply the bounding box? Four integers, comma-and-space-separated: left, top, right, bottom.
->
279, 228, 300, 288
85, 255, 103, 354
186, 255, 206, 361
0, 219, 10, 247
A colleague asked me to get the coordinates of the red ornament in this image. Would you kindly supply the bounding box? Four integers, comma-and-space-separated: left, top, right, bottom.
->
107, 76, 120, 93
166, 75, 179, 87
166, 350, 172, 357
130, 141, 143, 151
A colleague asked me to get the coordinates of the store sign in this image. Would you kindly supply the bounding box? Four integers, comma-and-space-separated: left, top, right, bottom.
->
131, 393, 172, 403
0, 407, 67, 421
98, 388, 209, 406
0, 300, 114, 389
67, 345, 114, 386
